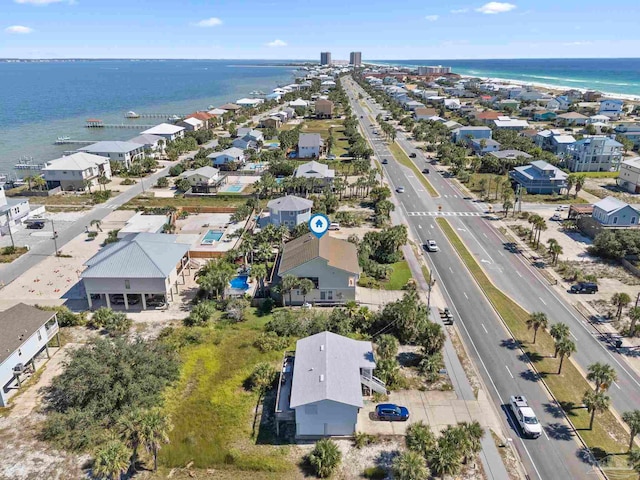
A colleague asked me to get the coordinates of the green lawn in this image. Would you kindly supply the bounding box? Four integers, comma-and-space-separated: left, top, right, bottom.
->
160, 310, 296, 475
437, 218, 635, 474
301, 119, 350, 158
384, 260, 412, 290
388, 141, 439, 197
580, 171, 620, 179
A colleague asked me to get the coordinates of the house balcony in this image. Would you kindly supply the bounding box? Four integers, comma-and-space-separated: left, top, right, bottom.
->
275, 351, 295, 421
45, 318, 59, 340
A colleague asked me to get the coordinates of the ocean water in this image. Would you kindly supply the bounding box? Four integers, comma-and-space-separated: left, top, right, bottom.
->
0, 60, 298, 176
373, 58, 640, 97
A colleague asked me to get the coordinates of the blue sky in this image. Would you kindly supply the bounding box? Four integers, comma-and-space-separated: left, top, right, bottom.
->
2, 0, 640, 59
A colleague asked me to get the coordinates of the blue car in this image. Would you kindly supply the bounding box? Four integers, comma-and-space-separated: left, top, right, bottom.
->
375, 403, 410, 421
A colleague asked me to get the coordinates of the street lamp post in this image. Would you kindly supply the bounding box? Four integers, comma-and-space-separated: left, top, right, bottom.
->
426, 269, 436, 309
51, 219, 59, 256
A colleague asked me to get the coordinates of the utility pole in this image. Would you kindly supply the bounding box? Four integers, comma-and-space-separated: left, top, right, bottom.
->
4, 211, 15, 248
51, 219, 59, 256
426, 269, 436, 309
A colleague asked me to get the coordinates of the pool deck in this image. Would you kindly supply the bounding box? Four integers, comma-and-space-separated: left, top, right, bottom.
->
175, 213, 243, 253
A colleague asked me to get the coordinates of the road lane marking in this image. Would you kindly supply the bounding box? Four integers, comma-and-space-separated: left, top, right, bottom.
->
498, 251, 505, 257
449, 267, 453, 273
614, 381, 621, 390
464, 292, 469, 300
541, 426, 550, 441
483, 233, 488, 238
482, 323, 488, 334
430, 224, 434, 228
418, 225, 422, 229
539, 297, 547, 306
570, 331, 579, 341
505, 365, 514, 379
516, 271, 523, 278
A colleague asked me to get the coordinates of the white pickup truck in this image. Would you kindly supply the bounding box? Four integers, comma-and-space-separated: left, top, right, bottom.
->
509, 395, 542, 438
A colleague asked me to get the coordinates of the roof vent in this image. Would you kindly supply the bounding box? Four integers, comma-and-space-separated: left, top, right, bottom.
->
320, 344, 325, 351
319, 374, 325, 382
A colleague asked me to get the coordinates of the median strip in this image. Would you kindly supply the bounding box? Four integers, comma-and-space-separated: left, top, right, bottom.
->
388, 141, 439, 197
436, 217, 634, 474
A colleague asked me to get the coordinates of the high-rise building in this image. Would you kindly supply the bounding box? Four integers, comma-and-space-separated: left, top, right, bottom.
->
320, 52, 332, 66
417, 65, 452, 75
349, 52, 362, 67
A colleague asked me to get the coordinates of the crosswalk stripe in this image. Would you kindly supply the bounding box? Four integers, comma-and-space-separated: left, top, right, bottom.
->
407, 211, 483, 217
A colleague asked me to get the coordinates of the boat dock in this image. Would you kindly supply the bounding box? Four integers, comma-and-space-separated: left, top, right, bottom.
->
86, 119, 154, 128
123, 113, 186, 119
54, 139, 94, 145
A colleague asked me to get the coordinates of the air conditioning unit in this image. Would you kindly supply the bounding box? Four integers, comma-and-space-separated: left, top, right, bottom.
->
13, 363, 25, 374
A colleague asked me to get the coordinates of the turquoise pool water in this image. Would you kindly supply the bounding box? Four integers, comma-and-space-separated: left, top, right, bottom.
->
201, 230, 223, 245
226, 184, 243, 192
230, 275, 249, 290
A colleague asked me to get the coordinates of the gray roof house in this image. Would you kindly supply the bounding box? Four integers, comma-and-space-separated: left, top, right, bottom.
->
81, 233, 191, 310
42, 152, 112, 192
179, 166, 223, 193
267, 195, 313, 230
128, 134, 166, 153
470, 138, 501, 155
592, 197, 640, 227
0, 303, 60, 407
297, 133, 324, 159
207, 147, 246, 168
277, 233, 359, 305
488, 150, 533, 161
294, 160, 335, 187
282, 331, 385, 437
236, 128, 264, 142
79, 141, 145, 169
509, 160, 568, 194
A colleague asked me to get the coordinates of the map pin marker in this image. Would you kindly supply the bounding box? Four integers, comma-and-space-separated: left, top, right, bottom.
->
309, 214, 329, 239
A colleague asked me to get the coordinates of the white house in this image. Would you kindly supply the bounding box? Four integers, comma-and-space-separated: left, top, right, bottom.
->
297, 133, 324, 159
592, 197, 639, 227
178, 117, 204, 132
0, 187, 32, 236
179, 166, 221, 187
128, 134, 166, 155
566, 136, 623, 172
556, 112, 589, 127
42, 152, 112, 191
617, 157, 640, 193
79, 141, 145, 169
82, 233, 191, 310
140, 123, 185, 141
588, 114, 610, 125
444, 98, 461, 110
287, 331, 385, 437
294, 160, 335, 186
599, 99, 624, 119
236, 98, 264, 108
236, 128, 264, 143
289, 98, 309, 108
208, 147, 246, 168
267, 195, 313, 229
493, 116, 530, 130
0, 303, 60, 407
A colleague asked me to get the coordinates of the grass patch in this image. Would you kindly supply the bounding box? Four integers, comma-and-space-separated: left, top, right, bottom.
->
466, 173, 587, 204
581, 171, 620, 178
299, 119, 350, 158
160, 310, 295, 474
384, 260, 412, 290
437, 217, 634, 475
388, 141, 438, 197
0, 246, 28, 263
122, 193, 249, 209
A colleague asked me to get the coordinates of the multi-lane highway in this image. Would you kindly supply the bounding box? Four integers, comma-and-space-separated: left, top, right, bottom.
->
343, 76, 633, 479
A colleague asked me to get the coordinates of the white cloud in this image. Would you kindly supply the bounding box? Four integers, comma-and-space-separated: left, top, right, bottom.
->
475, 2, 516, 14
266, 39, 287, 47
425, 15, 439, 21
562, 41, 591, 46
14, 0, 68, 4
194, 17, 222, 27
451, 8, 469, 13
5, 25, 33, 34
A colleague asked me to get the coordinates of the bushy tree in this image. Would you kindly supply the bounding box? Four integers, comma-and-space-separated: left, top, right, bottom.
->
392, 451, 429, 480
308, 439, 342, 478
184, 302, 215, 326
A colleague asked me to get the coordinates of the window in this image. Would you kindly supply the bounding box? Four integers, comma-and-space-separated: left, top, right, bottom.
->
37, 330, 42, 341
633, 217, 637, 225
613, 217, 618, 224
125, 279, 131, 289
304, 405, 318, 415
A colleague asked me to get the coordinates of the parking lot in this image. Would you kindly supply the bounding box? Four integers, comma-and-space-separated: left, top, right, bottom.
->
0, 210, 86, 251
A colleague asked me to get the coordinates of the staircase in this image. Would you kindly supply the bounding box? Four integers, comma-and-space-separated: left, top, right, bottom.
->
360, 374, 388, 395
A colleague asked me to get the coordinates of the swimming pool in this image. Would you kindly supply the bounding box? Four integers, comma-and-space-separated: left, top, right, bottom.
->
225, 184, 243, 192
229, 275, 250, 290
201, 230, 223, 244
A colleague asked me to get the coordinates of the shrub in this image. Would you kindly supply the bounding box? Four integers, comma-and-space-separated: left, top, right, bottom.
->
87, 231, 98, 239
259, 297, 275, 314
254, 332, 289, 353
37, 305, 87, 327
225, 297, 249, 322
354, 432, 377, 449
2, 246, 17, 255
121, 178, 136, 186
91, 190, 112, 204
419, 352, 444, 383
184, 302, 216, 326
89, 307, 131, 336
362, 466, 386, 479
308, 438, 342, 478
169, 164, 184, 176
405, 421, 436, 456
156, 176, 169, 188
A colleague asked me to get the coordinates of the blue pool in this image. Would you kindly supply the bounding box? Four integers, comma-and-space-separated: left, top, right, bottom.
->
230, 275, 250, 290
226, 184, 243, 192
201, 230, 223, 245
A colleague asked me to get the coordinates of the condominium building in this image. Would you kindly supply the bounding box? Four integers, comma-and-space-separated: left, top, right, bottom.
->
349, 51, 362, 67
566, 136, 623, 172
417, 65, 452, 75
320, 52, 332, 66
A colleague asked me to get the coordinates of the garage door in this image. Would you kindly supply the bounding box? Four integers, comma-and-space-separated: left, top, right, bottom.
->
324, 422, 355, 436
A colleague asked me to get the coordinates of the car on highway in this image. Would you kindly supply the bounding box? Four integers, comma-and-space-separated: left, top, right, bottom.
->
409, 152, 417, 158
570, 281, 598, 294
425, 240, 439, 252
375, 403, 410, 421
422, 168, 430, 174
382, 159, 388, 164
396, 186, 405, 193
509, 395, 542, 438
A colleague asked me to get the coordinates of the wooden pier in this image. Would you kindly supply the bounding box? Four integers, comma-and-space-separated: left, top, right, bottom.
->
86, 119, 154, 129
54, 139, 95, 145
124, 113, 186, 119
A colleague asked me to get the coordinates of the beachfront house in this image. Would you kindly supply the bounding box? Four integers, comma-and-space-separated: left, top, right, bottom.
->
315, 99, 334, 119
185, 111, 215, 129
616, 157, 640, 193
451, 126, 492, 144
267, 195, 313, 229
297, 133, 324, 159
78, 141, 145, 169
294, 160, 335, 188
470, 138, 501, 156
128, 134, 166, 155
0, 303, 60, 407
81, 233, 191, 310
208, 147, 246, 169
43, 152, 112, 191
592, 197, 639, 226
509, 160, 568, 194
599, 99, 624, 119
178, 117, 204, 132
277, 233, 360, 305
0, 187, 31, 236
281, 331, 385, 438
236, 98, 264, 108
566, 136, 623, 172
141, 123, 185, 141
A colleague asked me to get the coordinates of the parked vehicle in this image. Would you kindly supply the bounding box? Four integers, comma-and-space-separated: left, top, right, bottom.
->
409, 153, 417, 158
329, 222, 340, 231
551, 213, 562, 221
382, 159, 388, 164
111, 294, 141, 305
423, 168, 430, 174
509, 395, 542, 438
396, 186, 405, 193
375, 403, 410, 421
425, 240, 438, 252
556, 205, 568, 211
26, 221, 45, 229
570, 282, 598, 294
440, 308, 453, 325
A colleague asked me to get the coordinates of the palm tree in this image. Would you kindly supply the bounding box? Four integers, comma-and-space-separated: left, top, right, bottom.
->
24, 175, 33, 191
627, 449, 640, 479
611, 293, 632, 322
526, 312, 548, 344
528, 214, 542, 243
503, 199, 513, 217
556, 337, 577, 374
534, 217, 547, 248
428, 442, 461, 480
587, 362, 618, 393
566, 174, 576, 199
376, 334, 399, 361
280, 274, 298, 307
461, 421, 484, 463
308, 438, 342, 478
84, 178, 94, 193
90, 219, 103, 232
630, 306, 640, 336
574, 174, 586, 199
117, 409, 144, 473
550, 322, 570, 357
405, 421, 436, 457
583, 390, 610, 430
298, 278, 315, 305
32, 175, 46, 191
92, 440, 130, 480
392, 451, 429, 480
547, 238, 563, 265
139, 408, 173, 472
623, 410, 640, 452
251, 263, 268, 297
98, 174, 110, 191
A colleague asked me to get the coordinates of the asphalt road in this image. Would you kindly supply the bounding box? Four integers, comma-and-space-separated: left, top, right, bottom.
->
344, 77, 603, 480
